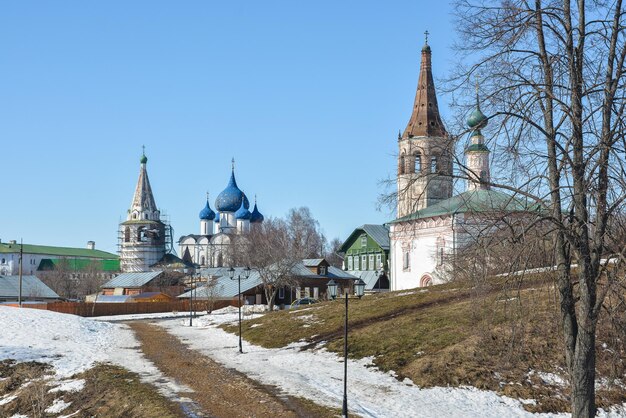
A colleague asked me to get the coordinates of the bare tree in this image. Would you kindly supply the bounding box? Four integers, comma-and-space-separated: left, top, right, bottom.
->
238, 207, 326, 311
239, 218, 299, 311
325, 237, 345, 269
39, 258, 76, 300
286, 207, 325, 259
448, 1, 626, 416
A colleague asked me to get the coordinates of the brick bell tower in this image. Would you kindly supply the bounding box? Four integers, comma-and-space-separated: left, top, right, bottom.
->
397, 33, 453, 218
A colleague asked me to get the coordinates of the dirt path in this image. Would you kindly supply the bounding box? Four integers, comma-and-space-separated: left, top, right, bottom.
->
128, 321, 338, 418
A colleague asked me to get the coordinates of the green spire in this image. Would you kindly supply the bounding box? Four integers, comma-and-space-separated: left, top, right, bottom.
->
140, 145, 148, 164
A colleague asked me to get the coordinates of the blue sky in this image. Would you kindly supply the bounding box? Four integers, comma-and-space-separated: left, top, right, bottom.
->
0, 1, 459, 254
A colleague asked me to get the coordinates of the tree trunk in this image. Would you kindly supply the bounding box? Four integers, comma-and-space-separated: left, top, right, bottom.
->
571, 323, 597, 417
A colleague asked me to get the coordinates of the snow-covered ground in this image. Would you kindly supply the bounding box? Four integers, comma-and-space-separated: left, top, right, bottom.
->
158, 306, 626, 418
0, 306, 189, 398
2, 305, 625, 417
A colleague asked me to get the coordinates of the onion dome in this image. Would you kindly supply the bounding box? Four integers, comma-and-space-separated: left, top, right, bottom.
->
250, 201, 264, 223
467, 107, 488, 130
199, 199, 216, 221
215, 170, 249, 212
140, 154, 148, 164
235, 200, 251, 220
467, 83, 488, 131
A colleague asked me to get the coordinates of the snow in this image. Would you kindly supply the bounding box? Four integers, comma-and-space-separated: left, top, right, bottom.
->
0, 306, 190, 400
159, 312, 569, 418
48, 379, 85, 393
45, 399, 71, 414
0, 394, 17, 406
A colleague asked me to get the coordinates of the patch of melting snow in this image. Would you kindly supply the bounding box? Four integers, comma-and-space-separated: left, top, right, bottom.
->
396, 291, 416, 296
48, 379, 85, 393
0, 394, 17, 406
58, 411, 81, 418
538, 372, 566, 386
250, 323, 262, 328
45, 398, 71, 414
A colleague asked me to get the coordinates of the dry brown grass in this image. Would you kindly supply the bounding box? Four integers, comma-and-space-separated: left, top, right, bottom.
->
0, 360, 183, 418
224, 274, 626, 413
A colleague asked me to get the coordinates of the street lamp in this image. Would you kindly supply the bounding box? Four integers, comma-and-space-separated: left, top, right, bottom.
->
327, 278, 365, 417
185, 267, 198, 327
229, 266, 251, 353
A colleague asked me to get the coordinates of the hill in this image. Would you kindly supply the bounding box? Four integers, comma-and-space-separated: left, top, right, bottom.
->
223, 275, 626, 414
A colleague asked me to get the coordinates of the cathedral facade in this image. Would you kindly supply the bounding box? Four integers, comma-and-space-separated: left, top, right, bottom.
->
178, 162, 264, 268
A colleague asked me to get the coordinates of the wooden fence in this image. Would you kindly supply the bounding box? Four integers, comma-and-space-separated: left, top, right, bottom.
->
18, 299, 236, 317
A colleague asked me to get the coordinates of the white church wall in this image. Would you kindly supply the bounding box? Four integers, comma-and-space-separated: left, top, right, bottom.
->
390, 215, 459, 290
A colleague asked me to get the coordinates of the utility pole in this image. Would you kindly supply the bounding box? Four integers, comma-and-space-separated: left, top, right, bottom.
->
18, 239, 23, 307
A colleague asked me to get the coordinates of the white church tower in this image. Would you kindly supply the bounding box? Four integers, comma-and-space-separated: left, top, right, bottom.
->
465, 90, 491, 190
119, 150, 166, 272
396, 35, 453, 218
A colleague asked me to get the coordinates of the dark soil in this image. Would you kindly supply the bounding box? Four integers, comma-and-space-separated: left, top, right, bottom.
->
128, 321, 339, 418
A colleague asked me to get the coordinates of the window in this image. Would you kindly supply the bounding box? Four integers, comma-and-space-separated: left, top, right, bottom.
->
376, 254, 382, 269
360, 235, 367, 247
354, 256, 360, 270
319, 266, 327, 275
347, 256, 353, 270
399, 155, 405, 174
278, 287, 285, 299
403, 251, 410, 270
361, 255, 367, 270
431, 156, 438, 173
369, 255, 374, 271
436, 237, 445, 266
124, 226, 130, 242
414, 152, 422, 173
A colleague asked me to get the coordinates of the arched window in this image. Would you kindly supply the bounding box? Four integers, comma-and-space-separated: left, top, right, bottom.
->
420, 275, 433, 287
200, 256, 205, 265
414, 152, 422, 173
399, 155, 405, 175
217, 253, 223, 267
138, 226, 147, 242
430, 156, 438, 173
124, 227, 130, 242
403, 251, 410, 270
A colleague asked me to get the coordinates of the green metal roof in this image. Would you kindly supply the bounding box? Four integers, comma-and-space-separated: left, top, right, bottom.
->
466, 143, 490, 152
390, 189, 541, 224
0, 243, 118, 259
37, 258, 120, 272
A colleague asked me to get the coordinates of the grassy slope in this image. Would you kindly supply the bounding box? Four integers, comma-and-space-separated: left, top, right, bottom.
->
223, 275, 626, 414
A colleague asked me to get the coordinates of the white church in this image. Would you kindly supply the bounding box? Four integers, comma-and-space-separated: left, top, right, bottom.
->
178, 161, 264, 268
388, 39, 530, 290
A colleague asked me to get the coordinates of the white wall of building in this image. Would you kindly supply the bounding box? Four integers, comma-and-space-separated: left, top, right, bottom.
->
389, 215, 459, 290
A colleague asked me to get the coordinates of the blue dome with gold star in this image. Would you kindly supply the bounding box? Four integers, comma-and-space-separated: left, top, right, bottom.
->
215, 170, 250, 212
250, 202, 264, 223
235, 201, 252, 220
199, 200, 216, 220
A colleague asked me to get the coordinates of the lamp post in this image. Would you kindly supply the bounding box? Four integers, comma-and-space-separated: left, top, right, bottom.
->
327, 278, 365, 418
229, 266, 251, 353
185, 267, 197, 327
